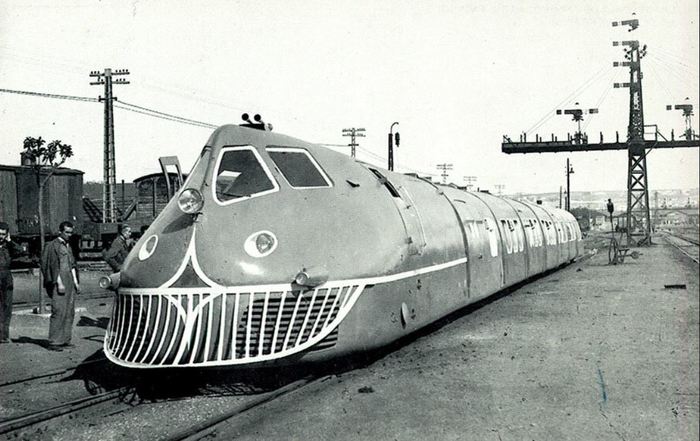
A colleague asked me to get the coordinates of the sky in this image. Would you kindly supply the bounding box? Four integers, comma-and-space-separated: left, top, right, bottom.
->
1, 0, 698, 195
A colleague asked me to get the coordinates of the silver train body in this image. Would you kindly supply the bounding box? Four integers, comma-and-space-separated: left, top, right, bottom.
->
104, 124, 582, 368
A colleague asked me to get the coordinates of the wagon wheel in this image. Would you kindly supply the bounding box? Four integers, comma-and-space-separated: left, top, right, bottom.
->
608, 237, 619, 265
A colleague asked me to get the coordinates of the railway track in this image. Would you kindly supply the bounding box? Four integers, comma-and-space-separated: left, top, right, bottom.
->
163, 376, 323, 441
663, 231, 700, 263
1, 359, 326, 441
0, 357, 108, 389
0, 387, 135, 438
0, 357, 128, 439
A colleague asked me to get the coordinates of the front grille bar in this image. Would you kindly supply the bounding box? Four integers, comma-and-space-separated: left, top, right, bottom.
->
104, 283, 365, 368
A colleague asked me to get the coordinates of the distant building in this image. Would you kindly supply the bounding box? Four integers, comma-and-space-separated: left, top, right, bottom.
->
653, 207, 699, 227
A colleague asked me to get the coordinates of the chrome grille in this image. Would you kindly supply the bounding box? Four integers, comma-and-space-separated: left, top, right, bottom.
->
104, 283, 363, 367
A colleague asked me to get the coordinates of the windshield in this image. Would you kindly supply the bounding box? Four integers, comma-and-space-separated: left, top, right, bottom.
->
213, 146, 278, 204
267, 147, 332, 188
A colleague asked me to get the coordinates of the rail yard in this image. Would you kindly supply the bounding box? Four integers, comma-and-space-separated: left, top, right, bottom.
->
1, 3, 699, 440
0, 231, 697, 440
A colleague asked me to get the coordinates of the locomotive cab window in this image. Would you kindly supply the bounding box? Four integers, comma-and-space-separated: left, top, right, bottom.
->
266, 147, 332, 188
213, 146, 279, 204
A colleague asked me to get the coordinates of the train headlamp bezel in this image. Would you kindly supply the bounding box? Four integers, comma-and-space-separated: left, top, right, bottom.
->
177, 188, 204, 214
244, 230, 278, 258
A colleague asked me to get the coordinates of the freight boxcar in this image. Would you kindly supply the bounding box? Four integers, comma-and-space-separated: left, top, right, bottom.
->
0, 163, 83, 264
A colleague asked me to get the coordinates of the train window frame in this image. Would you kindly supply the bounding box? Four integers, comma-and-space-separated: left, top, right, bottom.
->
266, 147, 333, 189
484, 218, 499, 257
181, 146, 210, 190
212, 145, 280, 206
500, 219, 513, 254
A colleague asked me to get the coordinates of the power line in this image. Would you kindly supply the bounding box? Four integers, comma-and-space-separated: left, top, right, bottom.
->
525, 65, 613, 135
113, 104, 217, 129
117, 100, 218, 128
0, 86, 219, 129
0, 87, 98, 102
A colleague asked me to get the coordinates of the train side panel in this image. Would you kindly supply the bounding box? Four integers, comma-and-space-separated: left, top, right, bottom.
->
443, 189, 505, 301
469, 192, 528, 288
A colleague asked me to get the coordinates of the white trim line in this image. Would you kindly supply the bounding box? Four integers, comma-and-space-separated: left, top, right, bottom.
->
125, 250, 467, 296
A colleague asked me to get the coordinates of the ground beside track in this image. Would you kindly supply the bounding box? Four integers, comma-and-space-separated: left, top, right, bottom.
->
0, 233, 697, 440
220, 234, 699, 441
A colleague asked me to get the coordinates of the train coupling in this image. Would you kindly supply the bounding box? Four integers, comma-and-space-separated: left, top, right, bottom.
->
99, 272, 121, 291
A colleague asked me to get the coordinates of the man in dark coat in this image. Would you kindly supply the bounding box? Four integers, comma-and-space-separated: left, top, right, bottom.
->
0, 221, 22, 343
104, 224, 133, 273
41, 221, 80, 351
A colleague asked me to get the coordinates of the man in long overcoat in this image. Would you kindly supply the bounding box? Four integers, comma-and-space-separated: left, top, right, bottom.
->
41, 221, 80, 351
0, 221, 22, 343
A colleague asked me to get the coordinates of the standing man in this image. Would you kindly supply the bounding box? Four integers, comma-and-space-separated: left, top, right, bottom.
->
0, 222, 22, 344
104, 224, 133, 273
41, 221, 80, 351
606, 199, 615, 232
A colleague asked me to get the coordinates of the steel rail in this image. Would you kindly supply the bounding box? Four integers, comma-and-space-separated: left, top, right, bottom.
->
163, 376, 323, 441
0, 358, 107, 388
663, 233, 700, 264
0, 387, 130, 435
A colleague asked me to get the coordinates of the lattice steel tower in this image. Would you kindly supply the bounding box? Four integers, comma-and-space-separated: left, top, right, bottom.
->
612, 18, 651, 244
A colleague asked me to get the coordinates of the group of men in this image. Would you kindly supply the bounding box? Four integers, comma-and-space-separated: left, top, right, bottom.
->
0, 221, 133, 350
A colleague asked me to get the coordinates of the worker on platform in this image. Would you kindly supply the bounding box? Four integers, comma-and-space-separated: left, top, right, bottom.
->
0, 221, 22, 344
103, 224, 133, 273
41, 221, 80, 351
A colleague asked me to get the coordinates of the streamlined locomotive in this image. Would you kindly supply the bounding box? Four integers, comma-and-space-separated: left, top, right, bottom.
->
103, 120, 582, 368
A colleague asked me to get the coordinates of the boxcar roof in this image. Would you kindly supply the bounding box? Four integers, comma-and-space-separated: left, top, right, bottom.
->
0, 163, 84, 175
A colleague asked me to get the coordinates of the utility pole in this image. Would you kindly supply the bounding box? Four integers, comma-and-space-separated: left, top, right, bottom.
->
559, 186, 563, 209
90, 68, 130, 223
565, 158, 574, 211
463, 176, 477, 191
388, 122, 400, 171
495, 184, 505, 196
342, 127, 365, 159
436, 163, 453, 184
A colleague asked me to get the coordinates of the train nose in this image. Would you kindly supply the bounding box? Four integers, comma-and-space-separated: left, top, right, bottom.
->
103, 280, 367, 368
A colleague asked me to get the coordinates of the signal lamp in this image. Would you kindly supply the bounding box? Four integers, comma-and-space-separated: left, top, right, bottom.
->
177, 188, 204, 214
99, 273, 121, 291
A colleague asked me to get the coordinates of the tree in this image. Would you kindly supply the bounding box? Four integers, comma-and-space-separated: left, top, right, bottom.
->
22, 136, 73, 313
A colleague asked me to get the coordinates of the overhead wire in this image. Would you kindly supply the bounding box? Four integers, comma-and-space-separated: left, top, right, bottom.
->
0, 87, 98, 102
648, 57, 699, 95
116, 100, 218, 128
646, 56, 699, 98
113, 104, 217, 129
581, 68, 623, 133
524, 65, 613, 136
0, 87, 219, 129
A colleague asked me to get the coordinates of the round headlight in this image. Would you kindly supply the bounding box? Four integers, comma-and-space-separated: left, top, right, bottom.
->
256, 233, 275, 254
244, 231, 278, 258
178, 188, 204, 214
